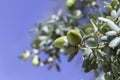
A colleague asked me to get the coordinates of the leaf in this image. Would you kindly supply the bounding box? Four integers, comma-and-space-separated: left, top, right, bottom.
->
88, 13, 96, 20
82, 58, 91, 68
104, 73, 113, 80
111, 63, 119, 78
32, 39, 41, 49
98, 17, 120, 31
57, 9, 62, 16
48, 64, 53, 70
81, 23, 94, 34
111, 0, 119, 8
19, 50, 31, 61
109, 37, 120, 49
101, 61, 111, 73
93, 70, 98, 77
111, 10, 117, 18
104, 1, 113, 11
68, 50, 78, 62
83, 59, 98, 73
82, 48, 94, 68
105, 31, 117, 36
55, 64, 61, 71
106, 16, 115, 21
100, 36, 108, 41
87, 38, 97, 47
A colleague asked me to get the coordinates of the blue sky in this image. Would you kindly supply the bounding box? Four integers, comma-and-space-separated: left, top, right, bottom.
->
0, 0, 95, 80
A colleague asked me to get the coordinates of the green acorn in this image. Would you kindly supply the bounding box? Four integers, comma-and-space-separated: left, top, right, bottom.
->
67, 30, 82, 46
53, 36, 67, 48
66, 0, 75, 9
32, 55, 40, 67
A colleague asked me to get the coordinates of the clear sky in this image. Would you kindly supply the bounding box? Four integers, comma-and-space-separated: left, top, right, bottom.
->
0, 0, 95, 80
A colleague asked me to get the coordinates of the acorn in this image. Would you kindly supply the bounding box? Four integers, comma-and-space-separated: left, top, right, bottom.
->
66, 0, 75, 9
53, 36, 67, 48
67, 30, 82, 46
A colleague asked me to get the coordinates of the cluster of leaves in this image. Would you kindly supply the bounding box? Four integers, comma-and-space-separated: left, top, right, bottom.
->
19, 0, 100, 70
19, 0, 120, 80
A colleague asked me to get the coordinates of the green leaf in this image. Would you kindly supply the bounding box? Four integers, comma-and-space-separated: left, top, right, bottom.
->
83, 59, 98, 73
88, 13, 96, 20
32, 39, 41, 49
104, 1, 113, 11
55, 64, 61, 71
111, 63, 119, 78
111, 0, 119, 9
104, 73, 113, 80
93, 69, 98, 77
82, 58, 92, 68
106, 16, 115, 21
109, 37, 120, 49
81, 23, 94, 34
48, 64, 53, 70
67, 48, 78, 62
101, 61, 111, 73
87, 38, 97, 47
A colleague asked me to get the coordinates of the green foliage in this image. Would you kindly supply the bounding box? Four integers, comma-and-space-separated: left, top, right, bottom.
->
19, 0, 120, 79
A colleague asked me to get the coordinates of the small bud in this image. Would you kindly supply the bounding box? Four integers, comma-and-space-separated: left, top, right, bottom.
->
53, 36, 67, 48
32, 55, 40, 67
67, 30, 82, 46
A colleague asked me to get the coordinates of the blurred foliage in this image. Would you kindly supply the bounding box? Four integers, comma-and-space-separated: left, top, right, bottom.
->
19, 0, 120, 80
